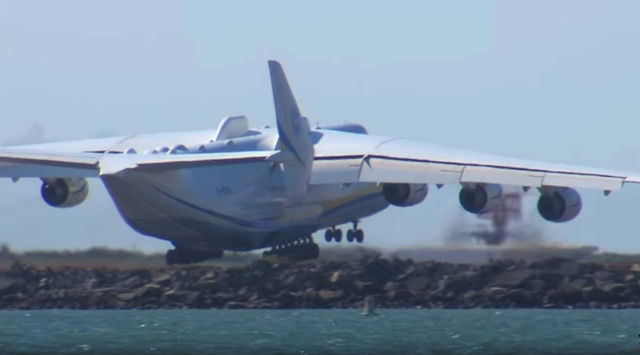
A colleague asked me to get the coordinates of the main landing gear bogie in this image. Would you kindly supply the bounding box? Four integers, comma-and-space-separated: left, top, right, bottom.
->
325, 223, 364, 244
263, 235, 320, 262
325, 228, 343, 242
347, 229, 364, 243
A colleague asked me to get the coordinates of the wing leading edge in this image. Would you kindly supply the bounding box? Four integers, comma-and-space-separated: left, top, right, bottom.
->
310, 138, 640, 191
3, 137, 639, 192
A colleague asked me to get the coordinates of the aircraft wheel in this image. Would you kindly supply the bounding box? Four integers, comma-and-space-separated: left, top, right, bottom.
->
325, 229, 333, 242
355, 229, 364, 243
334, 229, 343, 242
346, 229, 355, 242
165, 249, 179, 265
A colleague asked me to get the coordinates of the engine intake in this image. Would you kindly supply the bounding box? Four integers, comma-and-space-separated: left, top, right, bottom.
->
382, 183, 428, 207
459, 183, 503, 214
537, 187, 581, 223
41, 178, 89, 208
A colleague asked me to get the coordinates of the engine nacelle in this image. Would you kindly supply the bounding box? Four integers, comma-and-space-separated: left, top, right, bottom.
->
41, 178, 89, 208
459, 183, 503, 214
537, 187, 581, 223
382, 183, 428, 207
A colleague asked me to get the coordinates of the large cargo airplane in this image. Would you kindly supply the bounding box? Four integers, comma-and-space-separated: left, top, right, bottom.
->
1, 61, 639, 264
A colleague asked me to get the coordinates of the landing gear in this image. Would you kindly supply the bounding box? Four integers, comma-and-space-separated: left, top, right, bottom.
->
346, 229, 355, 242
325, 229, 333, 242
325, 222, 364, 243
347, 229, 365, 243
324, 227, 343, 242
263, 235, 320, 262
165, 248, 223, 265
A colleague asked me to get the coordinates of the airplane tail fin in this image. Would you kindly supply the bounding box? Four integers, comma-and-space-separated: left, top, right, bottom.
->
268, 60, 314, 200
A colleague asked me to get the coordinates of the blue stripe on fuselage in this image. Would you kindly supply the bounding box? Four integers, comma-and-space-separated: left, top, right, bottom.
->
152, 185, 383, 231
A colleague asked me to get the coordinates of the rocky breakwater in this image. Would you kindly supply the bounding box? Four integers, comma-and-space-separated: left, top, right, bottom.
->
1, 256, 640, 309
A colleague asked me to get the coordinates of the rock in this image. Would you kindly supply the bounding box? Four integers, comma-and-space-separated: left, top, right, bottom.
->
318, 290, 344, 302
193, 280, 218, 291
282, 272, 308, 291
329, 271, 343, 283
522, 279, 546, 293
354, 281, 378, 294
557, 262, 580, 277
545, 288, 583, 305
152, 272, 173, 285
486, 287, 506, 296
529, 257, 575, 270
250, 260, 271, 273
538, 272, 564, 289
138, 284, 163, 298
224, 301, 248, 309
116, 292, 137, 302
566, 278, 590, 290
493, 270, 535, 287
121, 276, 144, 289
406, 277, 430, 293
601, 283, 626, 294
0, 276, 18, 293
2, 256, 640, 309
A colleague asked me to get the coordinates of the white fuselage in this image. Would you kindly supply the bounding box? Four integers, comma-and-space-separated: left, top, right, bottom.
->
89, 127, 389, 251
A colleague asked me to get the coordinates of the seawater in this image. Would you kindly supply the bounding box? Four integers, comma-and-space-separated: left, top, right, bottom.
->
0, 309, 637, 354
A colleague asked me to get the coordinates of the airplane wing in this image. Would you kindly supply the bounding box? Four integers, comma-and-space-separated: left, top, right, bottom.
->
4, 136, 639, 192
0, 149, 102, 178
311, 137, 640, 191
0, 148, 274, 178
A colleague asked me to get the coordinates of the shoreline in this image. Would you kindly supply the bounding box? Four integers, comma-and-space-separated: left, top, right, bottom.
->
2, 255, 640, 310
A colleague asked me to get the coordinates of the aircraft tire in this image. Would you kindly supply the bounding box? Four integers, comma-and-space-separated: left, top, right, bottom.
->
325, 229, 333, 242
165, 249, 179, 265
356, 229, 364, 243
334, 229, 342, 242
346, 229, 355, 242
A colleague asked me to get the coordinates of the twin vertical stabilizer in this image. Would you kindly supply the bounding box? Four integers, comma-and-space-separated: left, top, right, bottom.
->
268, 60, 314, 200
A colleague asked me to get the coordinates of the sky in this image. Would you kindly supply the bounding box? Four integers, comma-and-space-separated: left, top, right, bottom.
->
0, 0, 639, 253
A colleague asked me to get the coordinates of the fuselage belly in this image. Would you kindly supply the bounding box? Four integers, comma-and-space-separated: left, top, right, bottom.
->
102, 160, 388, 251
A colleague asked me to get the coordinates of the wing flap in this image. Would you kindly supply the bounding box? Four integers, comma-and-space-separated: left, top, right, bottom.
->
310, 158, 362, 184
359, 158, 462, 184
0, 150, 100, 178
542, 172, 623, 191
460, 166, 545, 187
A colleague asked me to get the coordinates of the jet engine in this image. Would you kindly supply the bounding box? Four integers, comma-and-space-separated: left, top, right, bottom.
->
41, 178, 89, 208
537, 187, 582, 222
459, 183, 503, 214
382, 183, 428, 207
